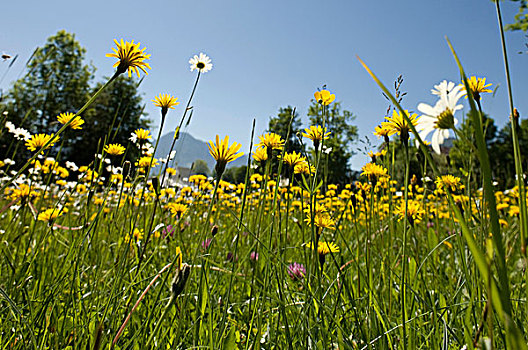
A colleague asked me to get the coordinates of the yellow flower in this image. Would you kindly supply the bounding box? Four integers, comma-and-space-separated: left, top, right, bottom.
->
167, 202, 188, 217
25, 133, 59, 152
252, 146, 268, 162
307, 241, 340, 255
136, 156, 158, 168
106, 39, 151, 78
361, 162, 389, 183
280, 151, 306, 168
8, 184, 37, 200
381, 110, 419, 138
208, 135, 244, 176
294, 161, 315, 175
104, 143, 126, 156
152, 93, 179, 113
305, 211, 336, 231
38, 207, 66, 222
436, 175, 462, 192
57, 112, 84, 130
134, 128, 152, 141
175, 246, 183, 270
373, 124, 391, 139
460, 76, 492, 100
302, 125, 331, 146
314, 89, 335, 105
255, 133, 285, 151
396, 200, 425, 226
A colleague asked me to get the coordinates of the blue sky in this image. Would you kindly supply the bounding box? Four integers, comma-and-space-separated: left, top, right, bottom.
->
1, 0, 527, 169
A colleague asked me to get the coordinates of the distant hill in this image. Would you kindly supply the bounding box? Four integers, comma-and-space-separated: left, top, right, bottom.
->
153, 131, 248, 171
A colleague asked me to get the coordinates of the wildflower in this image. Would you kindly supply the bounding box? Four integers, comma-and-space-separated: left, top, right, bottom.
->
38, 207, 66, 222
460, 76, 492, 101
302, 125, 330, 151
8, 184, 37, 200
167, 202, 188, 218
294, 161, 315, 175
431, 80, 458, 96
305, 211, 336, 231
373, 124, 391, 143
436, 175, 462, 192
252, 146, 268, 162
104, 143, 126, 156
189, 52, 213, 73
255, 133, 285, 153
136, 156, 158, 169
132, 129, 152, 142
208, 135, 244, 177
107, 39, 151, 77
250, 251, 259, 261
307, 241, 339, 268
417, 81, 463, 154
152, 93, 179, 116
25, 133, 59, 152
281, 151, 306, 169
396, 200, 425, 226
361, 162, 388, 184
287, 263, 306, 281
314, 89, 335, 105
57, 112, 84, 130
202, 238, 213, 250
381, 110, 419, 144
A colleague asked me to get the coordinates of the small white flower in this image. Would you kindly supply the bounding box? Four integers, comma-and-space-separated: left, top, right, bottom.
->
129, 133, 138, 144
65, 161, 78, 171
189, 52, 213, 73
169, 151, 176, 160
3, 159, 15, 166
431, 80, 457, 96
5, 121, 16, 133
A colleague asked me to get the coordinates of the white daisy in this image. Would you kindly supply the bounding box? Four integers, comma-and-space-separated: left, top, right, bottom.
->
431, 80, 457, 96
417, 82, 464, 154
189, 52, 213, 73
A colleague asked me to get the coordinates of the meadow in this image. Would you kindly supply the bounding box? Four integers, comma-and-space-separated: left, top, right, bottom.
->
1, 6, 528, 350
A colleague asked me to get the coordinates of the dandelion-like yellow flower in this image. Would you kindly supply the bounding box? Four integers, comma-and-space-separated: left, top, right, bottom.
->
57, 112, 84, 130
134, 129, 152, 141
106, 39, 151, 78
373, 124, 391, 139
361, 162, 389, 183
305, 211, 336, 231
25, 133, 59, 152
38, 207, 66, 222
8, 184, 37, 200
302, 125, 331, 144
307, 241, 340, 255
396, 200, 425, 226
381, 110, 419, 140
252, 146, 268, 162
208, 135, 244, 176
167, 202, 188, 218
460, 76, 492, 100
152, 93, 179, 114
314, 90, 335, 105
294, 161, 315, 175
281, 151, 306, 169
136, 156, 158, 168
104, 143, 126, 156
436, 175, 462, 192
255, 133, 285, 151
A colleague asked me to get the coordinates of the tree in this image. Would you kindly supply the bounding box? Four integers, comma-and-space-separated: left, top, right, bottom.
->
506, 0, 528, 32
307, 100, 358, 185
0, 30, 150, 167
191, 159, 210, 176
1, 30, 93, 162
267, 106, 303, 154
73, 76, 150, 166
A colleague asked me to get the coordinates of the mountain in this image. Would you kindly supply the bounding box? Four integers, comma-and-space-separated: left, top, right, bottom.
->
153, 131, 248, 171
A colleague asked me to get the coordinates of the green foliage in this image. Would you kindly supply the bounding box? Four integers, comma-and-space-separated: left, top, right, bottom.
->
0, 30, 149, 167
267, 105, 303, 154
222, 165, 247, 183
191, 159, 211, 176
506, 0, 528, 31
